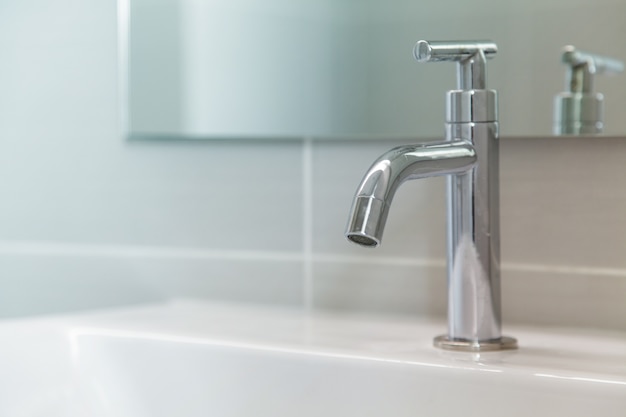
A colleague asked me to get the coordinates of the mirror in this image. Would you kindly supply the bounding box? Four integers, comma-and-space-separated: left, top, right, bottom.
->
121, 0, 626, 139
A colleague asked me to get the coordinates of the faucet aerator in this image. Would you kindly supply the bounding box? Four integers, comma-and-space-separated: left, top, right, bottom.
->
345, 195, 386, 248
346, 234, 379, 248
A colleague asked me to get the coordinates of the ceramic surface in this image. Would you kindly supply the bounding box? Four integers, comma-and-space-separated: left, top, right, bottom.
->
1, 300, 624, 416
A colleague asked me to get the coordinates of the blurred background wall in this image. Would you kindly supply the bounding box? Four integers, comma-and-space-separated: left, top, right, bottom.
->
0, 0, 625, 332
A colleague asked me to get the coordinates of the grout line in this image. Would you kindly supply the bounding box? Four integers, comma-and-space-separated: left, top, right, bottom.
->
302, 137, 314, 311
313, 253, 446, 268
0, 240, 625, 280
502, 262, 626, 279
0, 241, 302, 263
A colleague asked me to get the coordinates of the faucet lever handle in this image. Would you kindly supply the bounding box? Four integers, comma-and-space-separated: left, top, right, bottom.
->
414, 41, 497, 62
413, 40, 498, 90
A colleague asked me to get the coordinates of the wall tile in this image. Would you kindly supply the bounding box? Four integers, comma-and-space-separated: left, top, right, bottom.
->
501, 137, 626, 270
0, 141, 303, 251
503, 267, 626, 332
0, 252, 303, 318
312, 260, 446, 317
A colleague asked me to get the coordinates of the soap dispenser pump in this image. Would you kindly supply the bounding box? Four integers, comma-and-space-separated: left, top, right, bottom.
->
553, 45, 624, 135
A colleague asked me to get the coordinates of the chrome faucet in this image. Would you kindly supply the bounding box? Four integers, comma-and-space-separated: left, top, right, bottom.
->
553, 45, 624, 135
345, 40, 517, 352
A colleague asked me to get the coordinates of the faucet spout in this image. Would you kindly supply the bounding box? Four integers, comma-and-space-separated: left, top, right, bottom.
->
345, 140, 476, 248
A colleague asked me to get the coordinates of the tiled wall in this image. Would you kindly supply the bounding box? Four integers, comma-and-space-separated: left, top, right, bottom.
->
1, 0, 625, 333
311, 137, 626, 331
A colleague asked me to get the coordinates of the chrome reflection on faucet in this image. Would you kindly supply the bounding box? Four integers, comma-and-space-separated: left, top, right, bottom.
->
345, 40, 517, 352
554, 46, 624, 135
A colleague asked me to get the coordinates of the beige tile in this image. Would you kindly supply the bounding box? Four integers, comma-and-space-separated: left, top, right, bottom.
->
0, 254, 303, 318
136, 256, 303, 306
312, 260, 446, 317
0, 141, 304, 252
503, 267, 626, 332
501, 137, 626, 270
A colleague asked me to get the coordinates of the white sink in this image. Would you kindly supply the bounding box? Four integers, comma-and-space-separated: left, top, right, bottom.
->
1, 300, 624, 416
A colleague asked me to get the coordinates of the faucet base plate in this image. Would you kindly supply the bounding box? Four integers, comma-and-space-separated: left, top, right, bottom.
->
434, 335, 518, 352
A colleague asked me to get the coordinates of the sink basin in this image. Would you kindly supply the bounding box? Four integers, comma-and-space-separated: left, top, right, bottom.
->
0, 300, 624, 416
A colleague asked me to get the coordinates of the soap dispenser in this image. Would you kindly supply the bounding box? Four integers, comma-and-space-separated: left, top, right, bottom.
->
553, 45, 624, 135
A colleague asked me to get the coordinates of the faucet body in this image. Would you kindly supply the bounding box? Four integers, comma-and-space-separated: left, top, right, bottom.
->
346, 41, 516, 351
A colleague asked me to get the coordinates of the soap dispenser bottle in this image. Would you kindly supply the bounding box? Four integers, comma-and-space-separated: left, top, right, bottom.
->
553, 45, 624, 135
